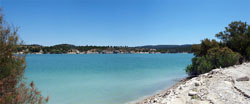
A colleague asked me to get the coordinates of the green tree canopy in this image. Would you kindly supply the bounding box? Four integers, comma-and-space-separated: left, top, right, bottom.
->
186, 21, 248, 76
216, 21, 250, 60
192, 39, 219, 57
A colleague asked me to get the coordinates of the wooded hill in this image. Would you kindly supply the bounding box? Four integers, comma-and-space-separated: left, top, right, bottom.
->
17, 44, 192, 54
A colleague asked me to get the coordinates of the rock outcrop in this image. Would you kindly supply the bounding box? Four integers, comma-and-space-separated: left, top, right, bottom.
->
136, 63, 250, 104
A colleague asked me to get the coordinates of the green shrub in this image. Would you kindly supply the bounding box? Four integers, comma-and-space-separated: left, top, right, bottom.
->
186, 47, 241, 76
186, 56, 213, 76
217, 53, 241, 67
192, 39, 219, 57
207, 47, 241, 68
197, 57, 213, 74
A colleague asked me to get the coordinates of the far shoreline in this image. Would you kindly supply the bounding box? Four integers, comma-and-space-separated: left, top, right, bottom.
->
17, 52, 191, 55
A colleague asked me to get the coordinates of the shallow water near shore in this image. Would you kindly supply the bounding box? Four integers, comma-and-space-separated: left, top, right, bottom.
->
24, 54, 193, 104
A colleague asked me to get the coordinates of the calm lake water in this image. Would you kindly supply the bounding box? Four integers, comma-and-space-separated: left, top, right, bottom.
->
24, 54, 193, 104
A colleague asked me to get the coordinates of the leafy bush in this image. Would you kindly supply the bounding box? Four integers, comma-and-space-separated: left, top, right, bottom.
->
207, 47, 241, 68
186, 47, 241, 76
192, 39, 219, 57
186, 57, 213, 76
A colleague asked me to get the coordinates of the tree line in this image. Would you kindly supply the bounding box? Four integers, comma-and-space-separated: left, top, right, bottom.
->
186, 21, 250, 76
17, 44, 192, 54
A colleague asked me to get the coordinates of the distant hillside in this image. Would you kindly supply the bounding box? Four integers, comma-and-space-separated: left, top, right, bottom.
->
17, 44, 193, 54
137, 45, 192, 53
137, 44, 192, 49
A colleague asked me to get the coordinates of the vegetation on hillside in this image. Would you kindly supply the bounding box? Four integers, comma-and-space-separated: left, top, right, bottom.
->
139, 45, 192, 53
0, 10, 48, 103
17, 44, 192, 54
186, 21, 250, 76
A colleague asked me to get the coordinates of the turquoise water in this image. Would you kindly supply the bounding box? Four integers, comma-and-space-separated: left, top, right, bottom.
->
24, 54, 193, 104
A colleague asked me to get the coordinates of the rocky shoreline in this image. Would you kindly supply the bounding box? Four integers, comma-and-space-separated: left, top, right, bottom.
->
135, 63, 250, 104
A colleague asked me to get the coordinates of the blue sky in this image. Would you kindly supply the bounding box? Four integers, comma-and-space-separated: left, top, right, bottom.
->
1, 0, 250, 46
